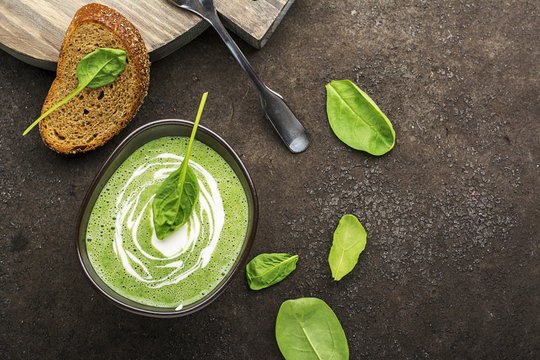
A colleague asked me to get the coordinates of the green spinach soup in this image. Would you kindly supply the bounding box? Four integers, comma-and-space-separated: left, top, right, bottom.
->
86, 136, 248, 309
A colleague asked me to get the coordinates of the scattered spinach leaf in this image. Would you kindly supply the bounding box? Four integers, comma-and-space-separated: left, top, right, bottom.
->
152, 92, 208, 240
246, 253, 298, 290
276, 297, 349, 360
326, 79, 395, 155
328, 214, 366, 281
23, 48, 127, 135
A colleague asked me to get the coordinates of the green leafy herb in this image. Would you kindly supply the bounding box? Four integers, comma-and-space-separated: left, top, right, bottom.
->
152, 166, 199, 239
276, 297, 349, 360
328, 214, 366, 281
246, 253, 298, 290
23, 48, 127, 135
152, 92, 208, 240
326, 79, 395, 155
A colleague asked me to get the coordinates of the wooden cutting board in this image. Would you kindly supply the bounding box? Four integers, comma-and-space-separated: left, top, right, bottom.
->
0, 0, 295, 70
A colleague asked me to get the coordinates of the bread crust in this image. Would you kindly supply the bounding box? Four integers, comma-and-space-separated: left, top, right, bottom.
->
39, 3, 150, 154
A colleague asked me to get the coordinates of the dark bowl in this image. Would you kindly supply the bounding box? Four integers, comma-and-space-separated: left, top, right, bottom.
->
76, 119, 258, 318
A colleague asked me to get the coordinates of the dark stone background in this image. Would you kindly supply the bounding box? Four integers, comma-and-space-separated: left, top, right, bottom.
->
1, 1, 538, 358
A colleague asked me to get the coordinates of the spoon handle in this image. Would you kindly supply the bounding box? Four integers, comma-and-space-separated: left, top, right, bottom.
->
204, 10, 311, 153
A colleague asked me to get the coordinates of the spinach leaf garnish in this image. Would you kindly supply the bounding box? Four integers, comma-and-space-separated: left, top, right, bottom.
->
152, 92, 208, 240
326, 79, 395, 155
328, 214, 367, 281
276, 297, 349, 360
246, 253, 298, 290
23, 48, 127, 135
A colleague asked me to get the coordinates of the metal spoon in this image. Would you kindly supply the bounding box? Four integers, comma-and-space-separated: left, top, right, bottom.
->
169, 0, 311, 153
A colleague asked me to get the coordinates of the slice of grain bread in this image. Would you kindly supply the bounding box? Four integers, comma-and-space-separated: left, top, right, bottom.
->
39, 3, 150, 154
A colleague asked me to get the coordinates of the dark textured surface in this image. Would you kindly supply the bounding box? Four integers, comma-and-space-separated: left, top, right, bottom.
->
1, 1, 539, 359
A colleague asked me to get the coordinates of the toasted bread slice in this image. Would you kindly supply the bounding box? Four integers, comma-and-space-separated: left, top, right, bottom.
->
39, 3, 150, 154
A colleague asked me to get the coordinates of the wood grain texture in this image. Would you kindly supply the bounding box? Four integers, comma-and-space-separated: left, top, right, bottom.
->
0, 0, 294, 70
215, 0, 295, 48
